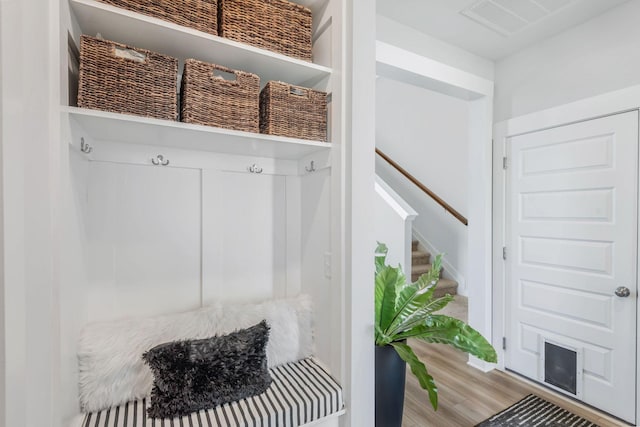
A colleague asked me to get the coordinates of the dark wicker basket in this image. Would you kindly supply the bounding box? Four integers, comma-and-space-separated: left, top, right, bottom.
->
260, 81, 327, 141
78, 35, 178, 121
97, 0, 217, 36
219, 0, 312, 61
180, 59, 260, 133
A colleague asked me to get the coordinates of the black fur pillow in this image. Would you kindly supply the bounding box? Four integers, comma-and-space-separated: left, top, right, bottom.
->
142, 320, 272, 419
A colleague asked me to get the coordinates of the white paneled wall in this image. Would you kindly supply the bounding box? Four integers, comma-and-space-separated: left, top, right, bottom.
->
80, 158, 322, 322
203, 171, 287, 304
300, 168, 332, 366
86, 162, 202, 321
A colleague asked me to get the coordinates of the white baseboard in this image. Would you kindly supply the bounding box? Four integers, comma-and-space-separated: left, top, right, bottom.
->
467, 356, 496, 373
411, 228, 467, 295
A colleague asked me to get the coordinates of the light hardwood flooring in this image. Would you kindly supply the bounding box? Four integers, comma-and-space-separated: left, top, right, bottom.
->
402, 296, 627, 427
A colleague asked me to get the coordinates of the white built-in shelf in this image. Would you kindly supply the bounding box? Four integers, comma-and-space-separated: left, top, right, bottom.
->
64, 107, 332, 160
69, 0, 333, 87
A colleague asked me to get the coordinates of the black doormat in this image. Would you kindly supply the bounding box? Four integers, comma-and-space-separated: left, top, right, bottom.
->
475, 394, 600, 427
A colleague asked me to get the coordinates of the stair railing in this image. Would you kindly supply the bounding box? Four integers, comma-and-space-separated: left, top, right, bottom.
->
375, 148, 469, 226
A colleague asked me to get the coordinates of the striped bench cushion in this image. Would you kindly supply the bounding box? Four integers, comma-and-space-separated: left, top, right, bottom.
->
78, 358, 343, 427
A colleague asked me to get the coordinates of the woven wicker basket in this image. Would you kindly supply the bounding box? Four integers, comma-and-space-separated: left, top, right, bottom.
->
180, 59, 260, 133
97, 0, 217, 36
78, 36, 178, 121
219, 0, 312, 61
260, 81, 327, 141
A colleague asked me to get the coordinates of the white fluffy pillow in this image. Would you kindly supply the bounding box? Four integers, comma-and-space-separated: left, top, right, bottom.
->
78, 294, 314, 413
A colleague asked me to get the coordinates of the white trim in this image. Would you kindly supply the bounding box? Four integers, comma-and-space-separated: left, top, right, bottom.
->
637, 108, 640, 427
342, 0, 376, 426
374, 176, 418, 222
496, 84, 640, 137
466, 96, 494, 363
467, 357, 495, 373
376, 41, 494, 100
493, 85, 640, 426
491, 121, 508, 371
411, 228, 466, 295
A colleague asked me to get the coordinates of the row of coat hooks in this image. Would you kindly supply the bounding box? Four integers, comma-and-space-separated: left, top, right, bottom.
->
77, 139, 319, 173
247, 160, 317, 173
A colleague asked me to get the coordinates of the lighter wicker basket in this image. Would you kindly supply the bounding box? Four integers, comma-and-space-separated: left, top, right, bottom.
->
77, 35, 178, 121
180, 59, 260, 133
259, 81, 327, 141
97, 0, 217, 36
219, 0, 312, 61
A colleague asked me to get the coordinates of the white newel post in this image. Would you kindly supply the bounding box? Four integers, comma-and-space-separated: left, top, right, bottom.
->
374, 176, 418, 277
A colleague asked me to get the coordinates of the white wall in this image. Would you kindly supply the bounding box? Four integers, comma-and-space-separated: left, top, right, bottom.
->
376, 76, 469, 284
377, 77, 470, 216
377, 15, 494, 82
495, 0, 640, 122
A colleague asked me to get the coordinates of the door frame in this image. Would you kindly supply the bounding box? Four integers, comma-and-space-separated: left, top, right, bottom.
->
493, 84, 640, 424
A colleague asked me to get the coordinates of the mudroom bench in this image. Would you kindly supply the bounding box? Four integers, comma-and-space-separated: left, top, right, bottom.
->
71, 295, 344, 427
75, 358, 343, 427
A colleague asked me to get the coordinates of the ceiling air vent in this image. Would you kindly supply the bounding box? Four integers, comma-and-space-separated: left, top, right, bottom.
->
461, 0, 577, 36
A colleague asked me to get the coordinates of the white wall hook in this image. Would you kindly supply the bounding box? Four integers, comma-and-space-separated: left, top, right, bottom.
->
151, 154, 170, 166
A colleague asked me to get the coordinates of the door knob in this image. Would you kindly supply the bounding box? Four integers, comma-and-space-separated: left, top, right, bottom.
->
615, 286, 631, 298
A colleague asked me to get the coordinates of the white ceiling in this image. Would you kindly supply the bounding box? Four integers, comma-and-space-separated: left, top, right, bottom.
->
376, 0, 630, 60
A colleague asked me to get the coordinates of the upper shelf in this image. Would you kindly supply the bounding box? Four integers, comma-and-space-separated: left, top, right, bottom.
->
64, 107, 332, 160
69, 0, 333, 87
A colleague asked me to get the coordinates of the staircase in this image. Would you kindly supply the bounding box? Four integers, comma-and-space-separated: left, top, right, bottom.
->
411, 240, 458, 298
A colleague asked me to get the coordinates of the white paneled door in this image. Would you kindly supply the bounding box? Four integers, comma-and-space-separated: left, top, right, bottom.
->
506, 111, 638, 424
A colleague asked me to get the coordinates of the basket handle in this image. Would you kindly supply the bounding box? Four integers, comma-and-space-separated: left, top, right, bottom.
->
211, 68, 239, 86
289, 86, 310, 98
114, 46, 147, 63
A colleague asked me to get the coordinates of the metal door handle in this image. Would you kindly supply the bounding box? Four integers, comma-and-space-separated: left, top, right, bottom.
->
615, 286, 631, 298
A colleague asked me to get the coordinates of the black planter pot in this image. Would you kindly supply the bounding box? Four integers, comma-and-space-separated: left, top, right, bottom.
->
375, 344, 407, 427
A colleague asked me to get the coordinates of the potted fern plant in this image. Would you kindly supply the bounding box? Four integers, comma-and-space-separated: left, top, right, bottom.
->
375, 243, 497, 427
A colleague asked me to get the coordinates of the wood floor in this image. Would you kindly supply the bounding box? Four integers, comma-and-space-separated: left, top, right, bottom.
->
402, 296, 627, 427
